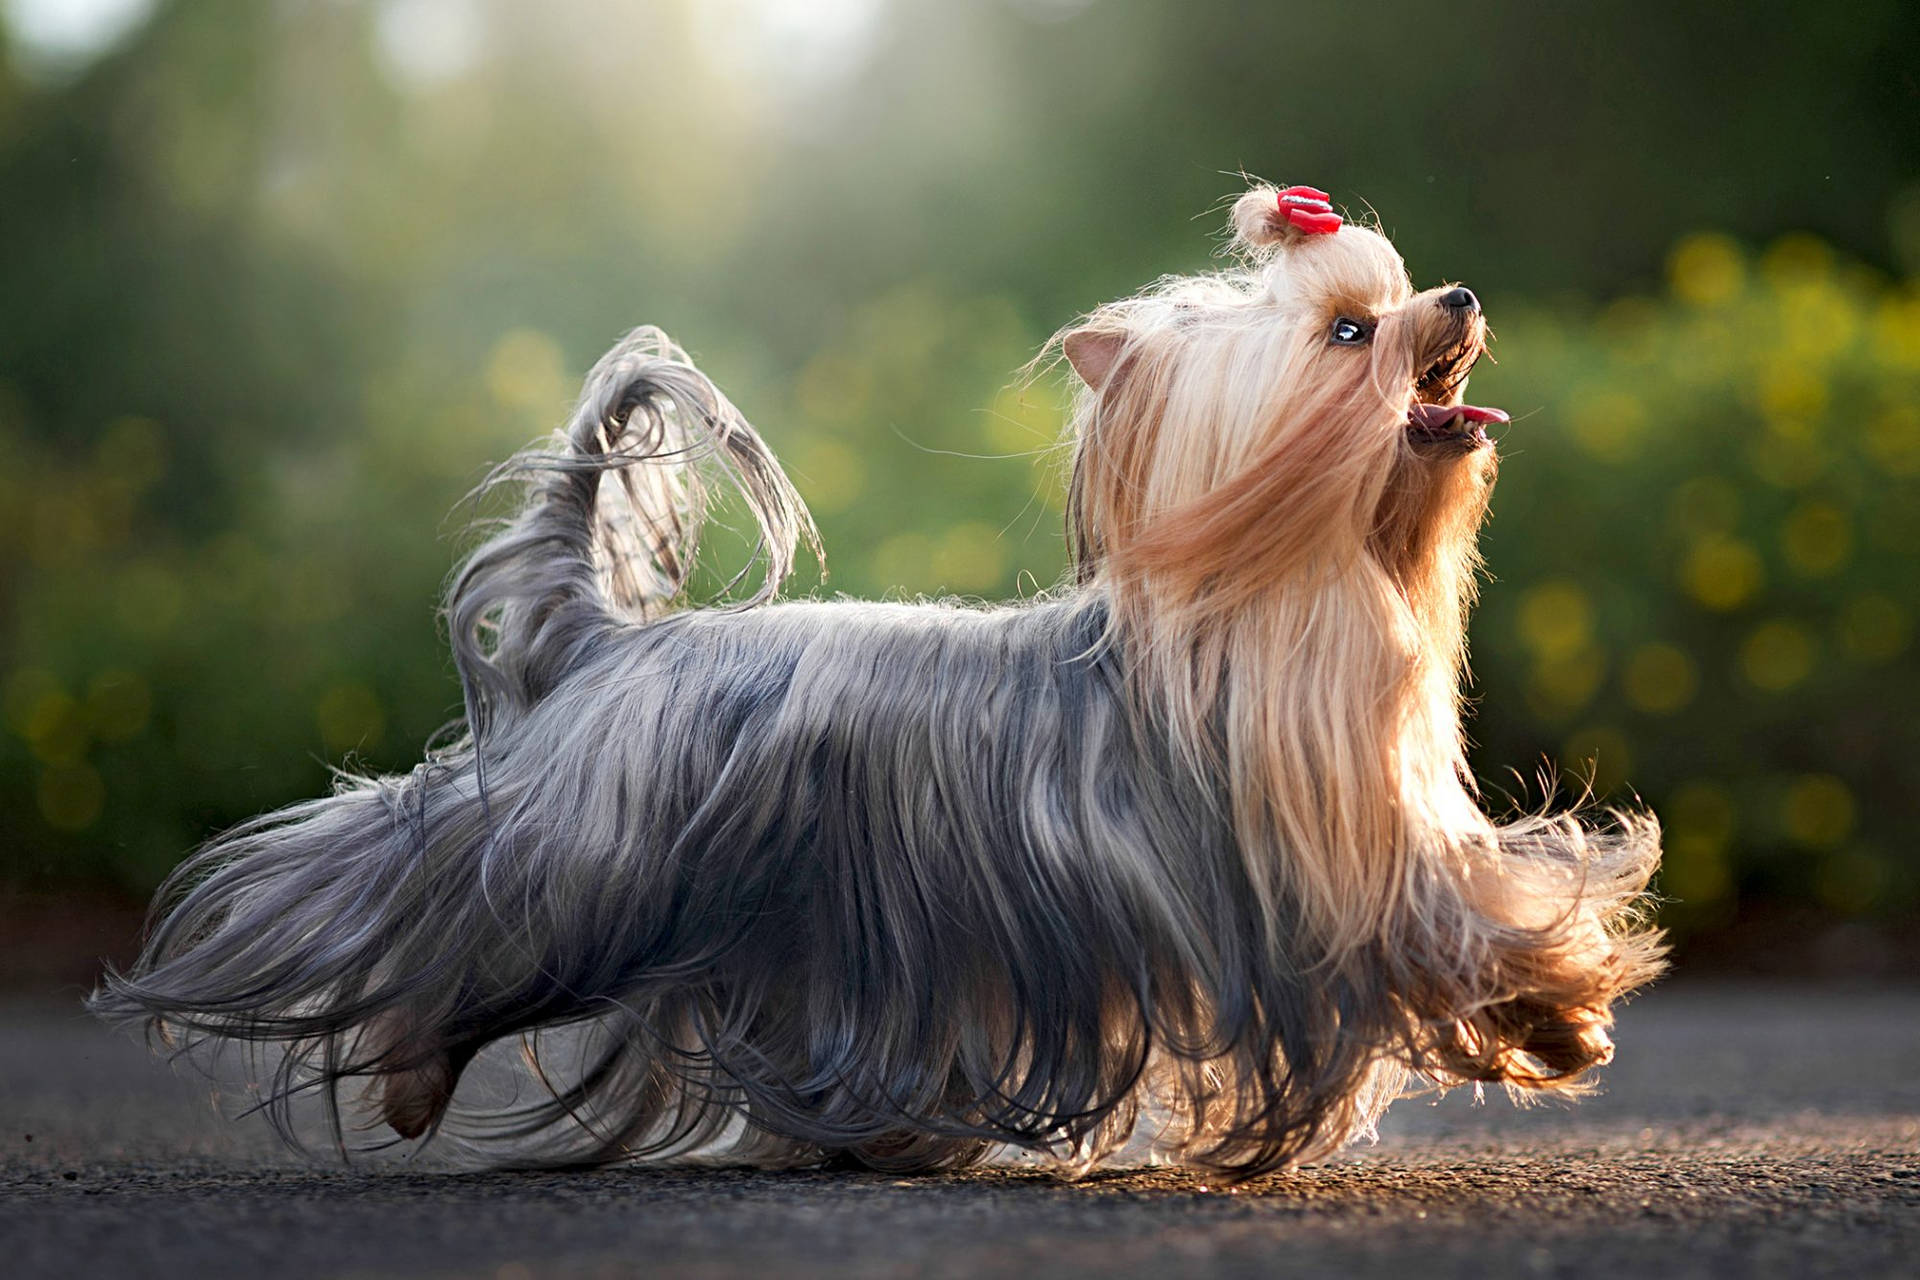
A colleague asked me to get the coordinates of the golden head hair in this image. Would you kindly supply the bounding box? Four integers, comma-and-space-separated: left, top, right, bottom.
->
1055, 183, 1658, 1068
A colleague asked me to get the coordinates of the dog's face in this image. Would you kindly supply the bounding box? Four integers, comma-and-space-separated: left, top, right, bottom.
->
1293, 223, 1505, 603
1061, 202, 1502, 612
1300, 226, 1501, 449
1057, 192, 1545, 964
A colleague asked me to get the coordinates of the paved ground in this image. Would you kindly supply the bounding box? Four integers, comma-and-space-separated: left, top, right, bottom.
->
3, 982, 1916, 1278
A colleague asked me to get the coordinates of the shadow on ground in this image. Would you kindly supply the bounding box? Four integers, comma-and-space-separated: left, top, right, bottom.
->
3, 983, 1916, 1279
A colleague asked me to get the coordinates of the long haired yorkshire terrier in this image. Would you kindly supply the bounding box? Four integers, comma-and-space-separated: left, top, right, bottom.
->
95, 184, 1663, 1178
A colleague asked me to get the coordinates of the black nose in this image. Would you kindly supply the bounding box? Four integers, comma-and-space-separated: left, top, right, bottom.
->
1440, 286, 1479, 313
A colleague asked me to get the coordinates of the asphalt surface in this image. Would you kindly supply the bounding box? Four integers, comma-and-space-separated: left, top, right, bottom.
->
3, 982, 1916, 1279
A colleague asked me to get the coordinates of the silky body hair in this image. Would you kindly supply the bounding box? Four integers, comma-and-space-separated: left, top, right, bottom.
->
93, 188, 1664, 1178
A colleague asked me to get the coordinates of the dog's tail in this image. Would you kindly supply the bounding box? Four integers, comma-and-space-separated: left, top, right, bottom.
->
447, 324, 820, 740
88, 326, 819, 1150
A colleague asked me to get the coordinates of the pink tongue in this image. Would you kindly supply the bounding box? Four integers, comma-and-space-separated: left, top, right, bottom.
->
1408, 402, 1509, 428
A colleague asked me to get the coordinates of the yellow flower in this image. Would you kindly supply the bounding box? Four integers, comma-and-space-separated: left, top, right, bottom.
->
1838, 593, 1910, 662
791, 437, 868, 516
1863, 405, 1920, 477
869, 532, 934, 593
1528, 647, 1606, 720
1622, 643, 1697, 714
1759, 232, 1834, 289
16, 686, 88, 766
1568, 390, 1649, 462
1757, 364, 1827, 424
37, 763, 105, 832
1779, 502, 1851, 577
1517, 580, 1593, 659
1662, 835, 1732, 905
1870, 293, 1920, 369
1781, 775, 1854, 848
1667, 233, 1744, 307
931, 522, 1008, 593
1777, 279, 1859, 363
3, 668, 61, 738
1682, 536, 1763, 611
985, 384, 1065, 456
1669, 781, 1737, 847
1739, 620, 1816, 691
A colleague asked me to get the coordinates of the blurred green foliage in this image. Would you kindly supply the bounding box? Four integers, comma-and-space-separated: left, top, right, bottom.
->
1468, 235, 1920, 929
1, 1, 1916, 934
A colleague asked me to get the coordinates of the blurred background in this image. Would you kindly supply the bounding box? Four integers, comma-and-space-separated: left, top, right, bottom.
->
2, 0, 1916, 987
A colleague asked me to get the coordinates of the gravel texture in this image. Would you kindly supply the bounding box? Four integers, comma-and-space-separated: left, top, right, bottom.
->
3, 982, 1916, 1278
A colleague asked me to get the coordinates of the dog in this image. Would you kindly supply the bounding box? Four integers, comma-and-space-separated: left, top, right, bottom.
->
93, 184, 1664, 1178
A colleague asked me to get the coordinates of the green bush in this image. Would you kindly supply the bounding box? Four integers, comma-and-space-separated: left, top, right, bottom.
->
7, 228, 1917, 936
1466, 234, 1920, 927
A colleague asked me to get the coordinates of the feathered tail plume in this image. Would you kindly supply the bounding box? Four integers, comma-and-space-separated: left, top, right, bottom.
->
88, 326, 818, 1147
447, 325, 820, 740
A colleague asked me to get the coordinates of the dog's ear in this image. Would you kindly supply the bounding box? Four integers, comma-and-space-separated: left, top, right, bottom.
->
1063, 328, 1129, 392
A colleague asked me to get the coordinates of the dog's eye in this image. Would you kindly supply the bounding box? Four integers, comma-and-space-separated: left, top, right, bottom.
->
1330, 317, 1373, 346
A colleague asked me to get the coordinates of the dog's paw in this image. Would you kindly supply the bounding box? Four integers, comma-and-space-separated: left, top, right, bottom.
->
379, 1052, 456, 1139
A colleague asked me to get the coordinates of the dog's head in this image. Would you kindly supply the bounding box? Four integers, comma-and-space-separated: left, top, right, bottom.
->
1051, 189, 1660, 1077
1060, 183, 1500, 622
1056, 184, 1511, 954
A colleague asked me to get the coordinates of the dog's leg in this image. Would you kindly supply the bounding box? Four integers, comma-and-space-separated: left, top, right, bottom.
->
361, 1009, 479, 1139
1416, 819, 1663, 1088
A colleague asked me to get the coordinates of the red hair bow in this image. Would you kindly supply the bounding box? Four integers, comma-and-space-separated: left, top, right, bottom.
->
1277, 185, 1341, 235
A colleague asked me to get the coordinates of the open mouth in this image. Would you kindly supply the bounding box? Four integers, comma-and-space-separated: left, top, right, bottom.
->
1407, 332, 1506, 448
1407, 399, 1507, 445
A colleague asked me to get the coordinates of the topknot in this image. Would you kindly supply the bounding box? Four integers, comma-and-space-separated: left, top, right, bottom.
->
1230, 184, 1342, 254
1231, 186, 1291, 251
